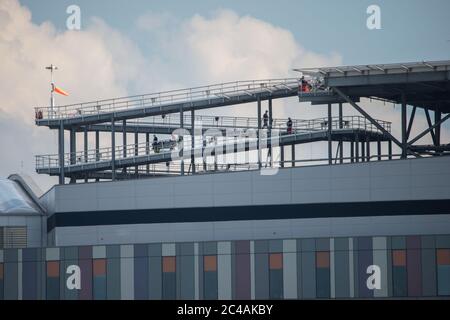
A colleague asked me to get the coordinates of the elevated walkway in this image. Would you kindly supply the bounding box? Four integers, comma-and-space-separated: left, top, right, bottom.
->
35, 78, 300, 127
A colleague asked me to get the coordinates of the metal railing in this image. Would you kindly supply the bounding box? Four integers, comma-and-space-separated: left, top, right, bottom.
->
92, 153, 438, 179
34, 78, 301, 120
35, 115, 390, 170
125, 114, 390, 133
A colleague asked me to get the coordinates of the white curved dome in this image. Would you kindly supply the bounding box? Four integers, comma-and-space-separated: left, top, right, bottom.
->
0, 179, 40, 214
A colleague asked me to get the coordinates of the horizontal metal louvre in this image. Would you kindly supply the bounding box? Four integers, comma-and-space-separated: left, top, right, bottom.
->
1, 226, 27, 248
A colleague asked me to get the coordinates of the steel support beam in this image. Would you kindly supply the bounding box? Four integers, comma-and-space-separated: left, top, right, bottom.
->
111, 119, 116, 181
361, 140, 365, 162
366, 136, 370, 162
58, 122, 65, 185
339, 103, 343, 163
332, 87, 403, 148
424, 109, 437, 145
328, 103, 332, 165
377, 138, 381, 161
355, 134, 359, 163
122, 120, 127, 174
280, 145, 284, 168
401, 95, 407, 159
146, 133, 150, 174
134, 132, 139, 175
388, 140, 392, 160
291, 145, 295, 167
191, 109, 195, 174
257, 96, 262, 169
70, 128, 76, 184
350, 141, 354, 163
409, 112, 450, 146
435, 110, 442, 146
180, 106, 184, 176
268, 99, 273, 167
406, 106, 416, 141
95, 130, 100, 182
84, 127, 88, 182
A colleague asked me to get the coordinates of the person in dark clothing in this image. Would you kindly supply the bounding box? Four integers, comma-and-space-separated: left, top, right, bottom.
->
287, 117, 293, 134
263, 110, 269, 129
152, 135, 159, 153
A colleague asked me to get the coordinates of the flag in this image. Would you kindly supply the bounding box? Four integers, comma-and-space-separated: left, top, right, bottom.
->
53, 84, 69, 96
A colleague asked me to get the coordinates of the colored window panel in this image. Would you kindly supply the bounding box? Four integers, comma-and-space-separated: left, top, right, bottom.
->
46, 261, 60, 300
163, 256, 176, 273
437, 249, 450, 296
392, 250, 407, 297
204, 255, 217, 272
93, 259, 106, 276
316, 252, 330, 268
316, 252, 330, 298
393, 250, 407, 266
93, 259, 107, 300
47, 261, 59, 277
203, 256, 218, 299
437, 249, 450, 266
162, 256, 176, 299
269, 253, 283, 299
269, 253, 283, 270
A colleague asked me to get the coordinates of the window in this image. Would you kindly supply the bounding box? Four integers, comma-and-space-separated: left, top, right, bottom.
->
46, 261, 60, 300
93, 259, 107, 300
316, 251, 330, 298
269, 253, 283, 299
392, 250, 407, 297
204, 255, 218, 300
162, 256, 176, 299
437, 249, 450, 296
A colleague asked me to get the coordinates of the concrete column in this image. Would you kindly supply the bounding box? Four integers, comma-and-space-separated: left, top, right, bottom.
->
191, 109, 195, 174
111, 119, 116, 181
58, 122, 65, 185
328, 103, 332, 165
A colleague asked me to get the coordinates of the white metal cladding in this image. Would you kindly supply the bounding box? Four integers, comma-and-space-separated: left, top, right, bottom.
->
43, 155, 450, 214
51, 214, 450, 247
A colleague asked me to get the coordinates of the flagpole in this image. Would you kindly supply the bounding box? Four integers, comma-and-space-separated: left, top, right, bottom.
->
46, 64, 58, 119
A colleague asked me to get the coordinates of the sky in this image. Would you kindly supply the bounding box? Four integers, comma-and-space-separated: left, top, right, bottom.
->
1, 0, 449, 191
